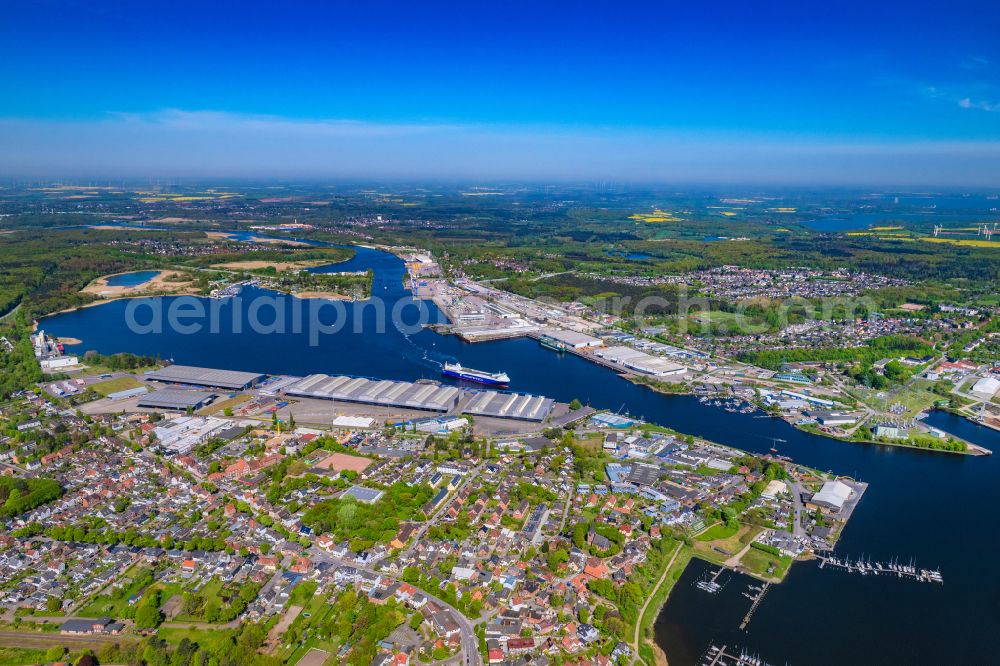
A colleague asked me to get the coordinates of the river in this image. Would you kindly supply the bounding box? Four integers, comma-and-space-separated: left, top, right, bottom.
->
38, 243, 999, 664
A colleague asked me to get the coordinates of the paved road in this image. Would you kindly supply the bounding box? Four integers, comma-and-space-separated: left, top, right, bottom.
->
787, 480, 807, 539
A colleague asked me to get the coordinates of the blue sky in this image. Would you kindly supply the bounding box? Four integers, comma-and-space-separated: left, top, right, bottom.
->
2, 0, 999, 183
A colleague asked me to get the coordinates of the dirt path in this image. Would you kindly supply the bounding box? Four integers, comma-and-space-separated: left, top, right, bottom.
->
265, 604, 303, 652
632, 542, 683, 665
724, 541, 755, 568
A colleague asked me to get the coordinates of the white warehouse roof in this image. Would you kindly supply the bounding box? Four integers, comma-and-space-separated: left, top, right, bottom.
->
972, 376, 1000, 398
811, 480, 853, 511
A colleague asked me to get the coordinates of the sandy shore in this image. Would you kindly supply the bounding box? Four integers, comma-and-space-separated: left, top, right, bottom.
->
288, 291, 352, 300
213, 259, 333, 271
204, 231, 311, 247
81, 270, 197, 298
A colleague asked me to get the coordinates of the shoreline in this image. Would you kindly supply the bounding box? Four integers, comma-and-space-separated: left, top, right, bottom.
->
81, 269, 198, 300
204, 231, 312, 247
629, 375, 986, 456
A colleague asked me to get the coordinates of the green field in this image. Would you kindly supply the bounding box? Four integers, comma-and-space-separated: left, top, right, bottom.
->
157, 626, 237, 652
90, 376, 143, 396
739, 547, 793, 580
692, 523, 761, 564
695, 522, 740, 542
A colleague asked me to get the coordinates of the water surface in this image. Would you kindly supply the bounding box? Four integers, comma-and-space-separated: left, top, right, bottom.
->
39, 243, 1000, 665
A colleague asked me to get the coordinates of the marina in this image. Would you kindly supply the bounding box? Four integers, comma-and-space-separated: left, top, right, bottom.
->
738, 583, 769, 631
700, 644, 776, 666
210, 279, 258, 299
695, 567, 727, 594
697, 394, 758, 414
817, 554, 943, 584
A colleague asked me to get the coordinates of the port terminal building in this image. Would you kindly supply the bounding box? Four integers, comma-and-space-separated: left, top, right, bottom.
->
138, 388, 217, 411
462, 390, 554, 422
145, 365, 265, 391
285, 374, 462, 412
593, 346, 687, 377
284, 373, 556, 422
539, 328, 603, 349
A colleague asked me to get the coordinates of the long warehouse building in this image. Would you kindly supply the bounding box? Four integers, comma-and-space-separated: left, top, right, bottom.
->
285, 374, 461, 412
462, 390, 555, 422
285, 374, 556, 422
138, 388, 217, 411
145, 365, 266, 390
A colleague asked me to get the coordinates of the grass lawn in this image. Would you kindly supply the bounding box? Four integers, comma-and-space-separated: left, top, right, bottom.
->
688, 310, 743, 325
157, 626, 236, 652
0, 647, 51, 666
90, 376, 143, 396
739, 547, 793, 580
576, 432, 605, 454
695, 522, 739, 542
692, 523, 761, 563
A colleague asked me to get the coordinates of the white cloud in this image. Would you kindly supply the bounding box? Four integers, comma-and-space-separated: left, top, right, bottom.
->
958, 97, 1000, 112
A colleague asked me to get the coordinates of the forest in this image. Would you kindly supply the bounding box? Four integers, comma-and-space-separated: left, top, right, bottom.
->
0, 476, 63, 518
737, 335, 935, 370
301, 481, 434, 551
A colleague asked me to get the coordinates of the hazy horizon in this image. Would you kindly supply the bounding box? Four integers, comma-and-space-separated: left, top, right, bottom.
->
2, 1, 998, 185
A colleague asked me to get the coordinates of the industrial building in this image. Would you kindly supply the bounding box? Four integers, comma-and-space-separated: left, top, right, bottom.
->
144, 365, 265, 391
972, 376, 1000, 399
40, 356, 79, 370
138, 388, 217, 411
626, 462, 663, 486
594, 346, 687, 377
539, 328, 603, 349
108, 386, 149, 401
462, 390, 554, 422
810, 409, 864, 427
152, 416, 229, 455
414, 416, 469, 433
285, 374, 461, 412
808, 480, 854, 513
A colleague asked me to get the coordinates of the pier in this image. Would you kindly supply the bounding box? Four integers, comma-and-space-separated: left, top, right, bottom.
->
739, 582, 769, 631
701, 644, 775, 666
818, 554, 943, 584
695, 567, 726, 594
